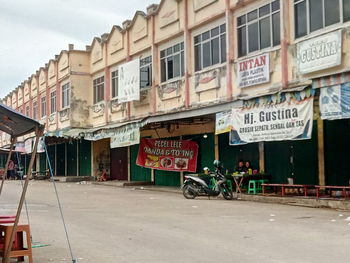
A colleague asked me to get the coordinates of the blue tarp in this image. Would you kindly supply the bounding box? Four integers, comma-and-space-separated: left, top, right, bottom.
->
0, 103, 43, 137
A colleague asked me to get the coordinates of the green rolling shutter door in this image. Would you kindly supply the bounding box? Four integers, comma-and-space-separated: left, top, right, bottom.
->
130, 144, 151, 182
79, 140, 91, 177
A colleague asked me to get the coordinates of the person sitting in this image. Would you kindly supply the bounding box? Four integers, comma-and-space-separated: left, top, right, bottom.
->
245, 161, 253, 174
235, 160, 247, 173
97, 169, 108, 182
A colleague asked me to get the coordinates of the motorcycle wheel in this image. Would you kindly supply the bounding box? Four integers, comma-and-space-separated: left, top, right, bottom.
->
182, 184, 197, 199
221, 184, 233, 200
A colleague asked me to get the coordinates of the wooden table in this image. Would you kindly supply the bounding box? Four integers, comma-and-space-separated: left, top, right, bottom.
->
232, 174, 270, 194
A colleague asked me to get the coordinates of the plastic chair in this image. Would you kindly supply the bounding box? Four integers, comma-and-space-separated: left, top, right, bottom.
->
248, 180, 259, 194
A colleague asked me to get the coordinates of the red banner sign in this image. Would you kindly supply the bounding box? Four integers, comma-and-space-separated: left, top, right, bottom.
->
136, 138, 199, 172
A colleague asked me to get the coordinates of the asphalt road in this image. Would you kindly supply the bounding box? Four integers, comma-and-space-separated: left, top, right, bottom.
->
0, 181, 349, 263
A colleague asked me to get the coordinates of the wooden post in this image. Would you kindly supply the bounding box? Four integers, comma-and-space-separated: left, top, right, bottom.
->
4, 128, 43, 263
259, 142, 265, 172
151, 169, 155, 183
0, 136, 15, 197
214, 135, 219, 160
127, 146, 131, 182
317, 118, 325, 186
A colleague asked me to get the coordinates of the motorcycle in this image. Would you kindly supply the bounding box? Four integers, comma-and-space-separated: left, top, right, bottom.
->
181, 160, 233, 200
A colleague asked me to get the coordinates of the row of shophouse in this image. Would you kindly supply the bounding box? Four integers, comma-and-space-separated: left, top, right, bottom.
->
1, 0, 350, 187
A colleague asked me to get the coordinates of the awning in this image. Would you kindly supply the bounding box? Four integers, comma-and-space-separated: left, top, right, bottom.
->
141, 100, 243, 126
0, 103, 43, 137
312, 71, 350, 89
45, 128, 88, 139
84, 120, 142, 141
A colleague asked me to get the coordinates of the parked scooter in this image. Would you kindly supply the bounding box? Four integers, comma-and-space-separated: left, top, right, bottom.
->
181, 160, 233, 200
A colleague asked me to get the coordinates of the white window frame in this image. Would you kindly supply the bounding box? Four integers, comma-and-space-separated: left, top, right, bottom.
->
93, 76, 105, 104
160, 41, 185, 83
50, 90, 57, 114
237, 0, 281, 57
111, 69, 118, 99
33, 101, 38, 120
294, 0, 345, 39
194, 22, 227, 72
61, 83, 70, 109
26, 106, 30, 117
140, 55, 152, 89
41, 96, 46, 118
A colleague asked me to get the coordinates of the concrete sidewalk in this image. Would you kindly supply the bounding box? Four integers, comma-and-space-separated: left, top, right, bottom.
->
92, 180, 350, 210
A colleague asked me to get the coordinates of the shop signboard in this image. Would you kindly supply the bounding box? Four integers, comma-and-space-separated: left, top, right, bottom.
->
215, 111, 232, 135
110, 125, 140, 149
118, 58, 140, 103
230, 97, 314, 145
24, 138, 32, 154
320, 83, 350, 120
136, 138, 198, 172
237, 53, 270, 88
297, 30, 342, 74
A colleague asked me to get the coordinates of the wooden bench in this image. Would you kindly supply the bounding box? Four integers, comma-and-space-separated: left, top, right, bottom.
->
262, 184, 316, 197
315, 185, 350, 199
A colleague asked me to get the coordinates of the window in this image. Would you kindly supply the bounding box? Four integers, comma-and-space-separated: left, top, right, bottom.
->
294, 0, 345, 39
41, 96, 46, 118
237, 0, 280, 57
111, 70, 118, 98
140, 56, 152, 89
194, 24, 226, 72
33, 101, 38, 120
93, 76, 105, 104
26, 106, 30, 117
62, 83, 70, 108
160, 42, 184, 82
50, 91, 56, 114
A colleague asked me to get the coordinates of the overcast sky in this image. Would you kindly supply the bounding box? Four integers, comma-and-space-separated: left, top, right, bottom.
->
0, 0, 156, 99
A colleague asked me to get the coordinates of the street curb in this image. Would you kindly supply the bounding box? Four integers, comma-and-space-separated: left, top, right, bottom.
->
91, 182, 350, 211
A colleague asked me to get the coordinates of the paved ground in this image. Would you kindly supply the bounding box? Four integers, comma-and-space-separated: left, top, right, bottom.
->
0, 181, 350, 263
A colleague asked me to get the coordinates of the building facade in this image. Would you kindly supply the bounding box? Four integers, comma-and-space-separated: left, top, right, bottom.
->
1, 0, 350, 187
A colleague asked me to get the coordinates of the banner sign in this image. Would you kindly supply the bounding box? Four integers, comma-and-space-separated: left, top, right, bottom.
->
15, 142, 25, 153
24, 138, 32, 154
37, 137, 45, 153
230, 97, 314, 145
215, 111, 232, 135
237, 53, 270, 88
320, 83, 350, 120
110, 125, 140, 149
297, 30, 342, 74
136, 138, 198, 172
118, 59, 140, 103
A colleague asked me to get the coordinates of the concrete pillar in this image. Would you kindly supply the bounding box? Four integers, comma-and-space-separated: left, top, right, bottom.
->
259, 142, 265, 173
225, 0, 233, 99
317, 118, 325, 186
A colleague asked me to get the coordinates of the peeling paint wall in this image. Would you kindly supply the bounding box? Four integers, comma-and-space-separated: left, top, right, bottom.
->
70, 75, 91, 128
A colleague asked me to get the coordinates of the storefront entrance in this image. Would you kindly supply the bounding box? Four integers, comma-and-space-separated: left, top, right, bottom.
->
264, 122, 318, 185
110, 147, 128, 180
324, 119, 350, 186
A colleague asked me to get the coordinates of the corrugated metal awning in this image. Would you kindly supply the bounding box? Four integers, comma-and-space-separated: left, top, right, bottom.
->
141, 100, 243, 126
0, 103, 43, 137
